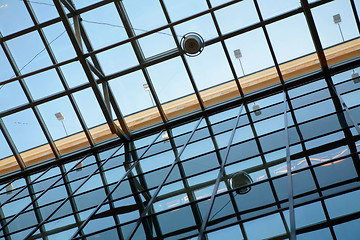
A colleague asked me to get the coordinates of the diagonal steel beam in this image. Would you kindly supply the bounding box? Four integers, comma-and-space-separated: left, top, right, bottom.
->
197, 106, 243, 240
68, 131, 164, 239
23, 0, 96, 148
0, 31, 61, 160
0, 119, 25, 169
126, 117, 203, 240
76, 17, 130, 136
113, 0, 168, 124
22, 143, 124, 239
53, 0, 127, 141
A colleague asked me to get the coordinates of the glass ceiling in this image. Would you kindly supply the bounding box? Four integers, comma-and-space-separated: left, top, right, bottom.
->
0, 0, 360, 175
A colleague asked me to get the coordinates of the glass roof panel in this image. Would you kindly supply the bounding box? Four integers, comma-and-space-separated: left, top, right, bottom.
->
311, 0, 360, 49
29, 0, 59, 23
42, 21, 77, 63
37, 96, 85, 141
96, 43, 138, 76
72, 88, 106, 129
185, 42, 238, 101
0, 1, 34, 36
257, 0, 301, 20
163, 0, 208, 22
214, 0, 259, 35
24, 68, 65, 100
5, 31, 53, 75
147, 57, 196, 103
138, 29, 177, 59
0, 81, 29, 113
225, 28, 275, 77
123, 0, 168, 33
266, 13, 317, 64
109, 71, 156, 116
60, 61, 89, 88
0, 47, 14, 81
2, 109, 49, 153
81, 3, 128, 51
173, 13, 219, 41
0, 127, 14, 159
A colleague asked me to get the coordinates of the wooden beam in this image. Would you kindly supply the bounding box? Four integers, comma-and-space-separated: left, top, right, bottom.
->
1, 38, 359, 175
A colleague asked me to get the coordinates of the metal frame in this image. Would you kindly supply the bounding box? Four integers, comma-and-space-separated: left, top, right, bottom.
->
1, 0, 360, 239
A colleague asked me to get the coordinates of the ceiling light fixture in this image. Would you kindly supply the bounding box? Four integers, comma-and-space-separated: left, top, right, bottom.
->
234, 49, 245, 76
352, 70, 359, 83
5, 183, 13, 195
55, 112, 68, 136
252, 103, 262, 116
333, 14, 344, 42
181, 32, 204, 57
143, 83, 155, 106
230, 171, 253, 194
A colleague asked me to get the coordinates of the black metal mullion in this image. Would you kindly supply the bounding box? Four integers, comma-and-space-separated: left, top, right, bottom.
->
77, 18, 130, 136
52, 0, 126, 141
200, 12, 288, 231
200, 8, 287, 236
251, 2, 358, 233
206, 0, 290, 235
113, 0, 168, 125
93, 153, 125, 240
158, 0, 205, 111
0, 153, 89, 233
0, 206, 10, 240
301, 0, 360, 176
300, 1, 360, 238
203, 0, 254, 237
124, 142, 155, 239
252, 1, 295, 237
127, 141, 163, 238
0, 119, 25, 169
203, 116, 248, 239
350, 0, 360, 35
24, 176, 48, 240
126, 117, 203, 240
68, 131, 163, 239
164, 128, 206, 238
24, 0, 96, 148
283, 93, 296, 240
0, 32, 60, 159
58, 164, 87, 240
197, 105, 243, 240
22, 143, 124, 239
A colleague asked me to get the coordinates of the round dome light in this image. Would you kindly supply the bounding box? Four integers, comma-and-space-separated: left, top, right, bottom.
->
230, 171, 253, 194
180, 32, 204, 57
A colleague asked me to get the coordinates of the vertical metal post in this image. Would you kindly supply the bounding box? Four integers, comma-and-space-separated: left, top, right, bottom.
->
197, 105, 243, 240
284, 92, 296, 240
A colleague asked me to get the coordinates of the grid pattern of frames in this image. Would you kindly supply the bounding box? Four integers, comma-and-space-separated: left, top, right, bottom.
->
0, 0, 360, 239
